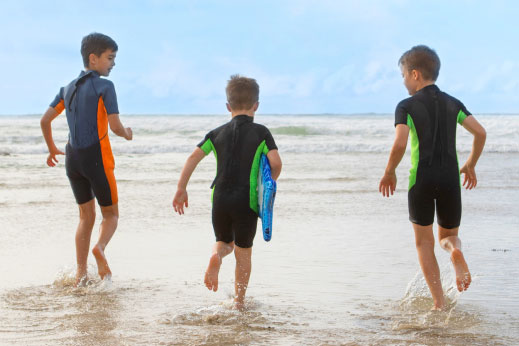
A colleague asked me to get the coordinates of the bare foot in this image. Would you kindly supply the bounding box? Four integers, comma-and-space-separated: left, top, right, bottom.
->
451, 248, 471, 292
232, 299, 245, 311
75, 272, 89, 287
92, 244, 112, 280
431, 304, 444, 311
204, 253, 221, 292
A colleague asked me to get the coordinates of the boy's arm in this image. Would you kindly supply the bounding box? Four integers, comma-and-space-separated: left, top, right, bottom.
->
107, 113, 132, 140
266, 149, 282, 181
40, 107, 65, 167
460, 116, 486, 189
379, 124, 410, 197
172, 147, 206, 215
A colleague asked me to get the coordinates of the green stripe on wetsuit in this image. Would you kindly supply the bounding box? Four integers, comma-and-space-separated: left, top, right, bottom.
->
407, 114, 419, 190
199, 138, 218, 201
457, 110, 468, 125
455, 110, 468, 184
249, 140, 269, 213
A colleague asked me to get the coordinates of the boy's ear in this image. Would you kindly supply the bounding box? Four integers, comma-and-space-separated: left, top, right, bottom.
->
411, 69, 420, 81
88, 53, 98, 68
253, 102, 259, 111
226, 103, 232, 112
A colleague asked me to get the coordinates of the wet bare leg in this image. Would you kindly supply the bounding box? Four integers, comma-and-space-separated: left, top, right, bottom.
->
233, 245, 252, 311
75, 199, 96, 287
413, 223, 445, 310
92, 204, 118, 280
204, 241, 234, 292
439, 226, 471, 292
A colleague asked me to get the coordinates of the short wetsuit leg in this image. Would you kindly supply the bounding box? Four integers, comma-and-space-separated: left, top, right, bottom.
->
212, 187, 258, 247
84, 141, 117, 207
231, 203, 258, 248
66, 142, 117, 207
435, 173, 462, 229
408, 172, 435, 226
212, 198, 235, 244
66, 143, 94, 205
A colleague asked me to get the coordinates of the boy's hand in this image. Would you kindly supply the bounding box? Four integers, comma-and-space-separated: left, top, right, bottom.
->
172, 188, 189, 215
379, 172, 397, 197
46, 147, 65, 167
125, 127, 133, 140
460, 163, 477, 189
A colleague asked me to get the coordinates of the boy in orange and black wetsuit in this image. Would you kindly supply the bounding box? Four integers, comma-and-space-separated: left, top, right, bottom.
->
379, 45, 486, 310
40, 33, 132, 286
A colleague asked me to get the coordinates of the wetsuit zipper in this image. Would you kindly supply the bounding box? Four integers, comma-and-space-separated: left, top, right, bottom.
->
429, 93, 440, 167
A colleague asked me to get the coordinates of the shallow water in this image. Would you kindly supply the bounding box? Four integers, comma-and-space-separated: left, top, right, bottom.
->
0, 114, 518, 345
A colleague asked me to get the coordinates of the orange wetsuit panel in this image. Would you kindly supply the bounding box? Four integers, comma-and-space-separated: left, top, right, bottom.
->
97, 96, 118, 205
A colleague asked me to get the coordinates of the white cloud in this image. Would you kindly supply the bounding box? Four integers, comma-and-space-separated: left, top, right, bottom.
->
138, 45, 222, 100
470, 61, 519, 94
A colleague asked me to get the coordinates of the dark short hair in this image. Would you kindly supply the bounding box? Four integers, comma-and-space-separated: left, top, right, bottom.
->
81, 33, 118, 68
399, 45, 441, 81
226, 74, 259, 110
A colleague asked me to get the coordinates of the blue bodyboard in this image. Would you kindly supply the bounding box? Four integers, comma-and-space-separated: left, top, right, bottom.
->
258, 154, 276, 241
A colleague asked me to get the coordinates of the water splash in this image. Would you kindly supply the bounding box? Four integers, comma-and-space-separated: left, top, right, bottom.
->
393, 259, 480, 333
52, 265, 114, 294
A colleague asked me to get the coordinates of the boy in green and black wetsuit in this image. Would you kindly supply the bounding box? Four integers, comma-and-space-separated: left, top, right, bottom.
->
379, 45, 486, 310
172, 75, 282, 310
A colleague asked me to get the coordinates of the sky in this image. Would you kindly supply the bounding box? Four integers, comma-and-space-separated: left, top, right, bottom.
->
0, 0, 518, 115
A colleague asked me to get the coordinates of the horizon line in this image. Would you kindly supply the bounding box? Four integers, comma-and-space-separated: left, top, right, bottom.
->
1, 112, 519, 117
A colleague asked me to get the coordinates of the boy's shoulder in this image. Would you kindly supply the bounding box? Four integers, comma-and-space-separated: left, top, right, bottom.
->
90, 73, 116, 91
396, 96, 414, 109
439, 90, 466, 108
249, 121, 270, 132
395, 95, 417, 116
252, 121, 269, 130
206, 122, 228, 136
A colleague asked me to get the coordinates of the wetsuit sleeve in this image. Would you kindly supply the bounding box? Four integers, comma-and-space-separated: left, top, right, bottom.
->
197, 131, 214, 155
457, 101, 472, 125
49, 87, 65, 114
264, 128, 278, 152
394, 100, 408, 127
102, 81, 119, 114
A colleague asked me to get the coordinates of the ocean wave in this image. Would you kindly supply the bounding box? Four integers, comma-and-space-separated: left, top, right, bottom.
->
270, 126, 321, 136
2, 144, 518, 155
1, 114, 518, 154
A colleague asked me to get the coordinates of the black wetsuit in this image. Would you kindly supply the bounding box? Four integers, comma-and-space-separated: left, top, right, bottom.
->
198, 115, 277, 248
395, 85, 471, 228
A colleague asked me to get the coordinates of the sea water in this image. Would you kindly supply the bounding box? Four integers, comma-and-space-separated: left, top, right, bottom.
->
0, 114, 518, 345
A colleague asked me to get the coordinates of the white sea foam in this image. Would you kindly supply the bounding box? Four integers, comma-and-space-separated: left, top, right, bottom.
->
1, 114, 517, 154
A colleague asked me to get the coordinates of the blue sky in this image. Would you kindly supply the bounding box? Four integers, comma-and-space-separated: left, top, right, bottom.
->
1, 0, 518, 114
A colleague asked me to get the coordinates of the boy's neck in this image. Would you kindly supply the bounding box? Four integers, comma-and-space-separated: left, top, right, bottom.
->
415, 80, 436, 93
231, 111, 255, 118
84, 68, 100, 74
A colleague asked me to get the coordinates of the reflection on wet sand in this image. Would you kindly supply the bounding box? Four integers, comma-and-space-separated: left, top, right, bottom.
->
0, 270, 517, 346
1, 270, 122, 346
